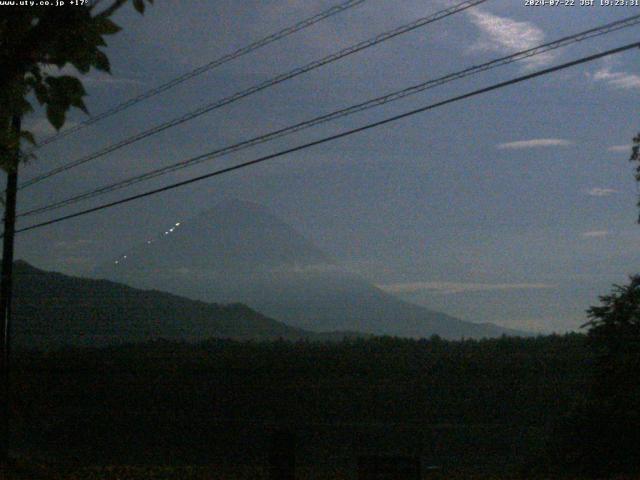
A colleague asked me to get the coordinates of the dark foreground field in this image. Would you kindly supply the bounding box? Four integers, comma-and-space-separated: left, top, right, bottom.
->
4, 461, 637, 480
5, 335, 601, 478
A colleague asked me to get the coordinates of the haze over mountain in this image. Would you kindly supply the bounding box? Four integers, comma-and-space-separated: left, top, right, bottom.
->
95, 200, 526, 339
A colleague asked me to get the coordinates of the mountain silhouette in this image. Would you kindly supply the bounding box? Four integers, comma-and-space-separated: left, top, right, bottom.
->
95, 200, 526, 339
11, 260, 366, 348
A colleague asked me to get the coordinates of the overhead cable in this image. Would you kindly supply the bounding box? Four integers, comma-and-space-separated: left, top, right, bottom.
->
18, 14, 640, 218
13, 41, 640, 235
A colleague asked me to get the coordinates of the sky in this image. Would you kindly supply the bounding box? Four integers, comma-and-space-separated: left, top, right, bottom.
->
8, 0, 640, 333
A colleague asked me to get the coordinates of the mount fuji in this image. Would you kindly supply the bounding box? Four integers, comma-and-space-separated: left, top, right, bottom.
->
95, 200, 525, 339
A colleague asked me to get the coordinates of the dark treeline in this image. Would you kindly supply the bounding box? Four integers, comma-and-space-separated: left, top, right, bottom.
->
9, 334, 592, 473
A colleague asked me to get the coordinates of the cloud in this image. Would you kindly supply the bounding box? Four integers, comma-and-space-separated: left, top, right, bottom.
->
608, 145, 631, 153
586, 188, 619, 197
591, 67, 640, 91
582, 230, 609, 238
497, 138, 573, 150
466, 9, 553, 68
378, 281, 557, 295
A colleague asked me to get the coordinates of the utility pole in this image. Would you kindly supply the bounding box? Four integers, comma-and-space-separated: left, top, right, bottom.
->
0, 115, 21, 464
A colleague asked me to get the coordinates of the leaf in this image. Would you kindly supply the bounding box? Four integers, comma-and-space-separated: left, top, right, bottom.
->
19, 97, 34, 115
56, 76, 86, 98
72, 53, 92, 73
133, 0, 145, 13
94, 16, 122, 35
20, 130, 36, 146
94, 49, 111, 73
46, 76, 85, 107
33, 83, 49, 105
70, 96, 88, 114
46, 104, 66, 130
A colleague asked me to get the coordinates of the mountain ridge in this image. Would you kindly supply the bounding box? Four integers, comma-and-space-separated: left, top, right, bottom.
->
95, 200, 529, 339
10, 260, 368, 349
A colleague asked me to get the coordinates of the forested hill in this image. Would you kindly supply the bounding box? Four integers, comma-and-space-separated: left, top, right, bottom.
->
10, 260, 349, 348
11, 334, 590, 469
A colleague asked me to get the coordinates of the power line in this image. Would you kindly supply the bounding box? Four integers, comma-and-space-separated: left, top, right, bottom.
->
17, 14, 640, 219
31, 0, 368, 150
13, 41, 640, 236
19, 0, 489, 190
